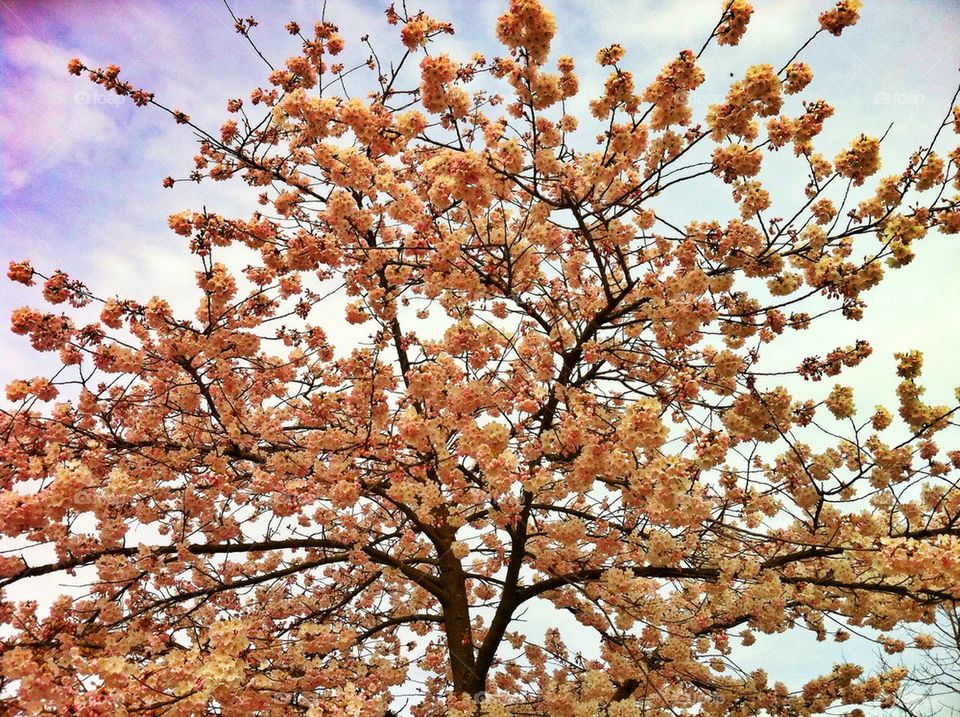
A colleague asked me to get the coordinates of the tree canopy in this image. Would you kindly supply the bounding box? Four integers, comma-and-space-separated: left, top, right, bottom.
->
3, 0, 960, 714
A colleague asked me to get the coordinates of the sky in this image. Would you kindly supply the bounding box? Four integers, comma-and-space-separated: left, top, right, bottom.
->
2, 0, 960, 712
2, 0, 960, 395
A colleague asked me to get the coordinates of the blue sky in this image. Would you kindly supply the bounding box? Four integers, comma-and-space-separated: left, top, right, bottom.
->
2, 0, 960, 397
2, 0, 960, 710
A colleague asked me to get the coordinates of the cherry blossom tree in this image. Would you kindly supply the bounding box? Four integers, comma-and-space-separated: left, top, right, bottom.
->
3, 0, 960, 714
881, 606, 960, 716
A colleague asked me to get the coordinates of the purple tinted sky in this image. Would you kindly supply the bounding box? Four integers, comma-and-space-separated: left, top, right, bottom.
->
2, 0, 959, 383
2, 0, 960, 705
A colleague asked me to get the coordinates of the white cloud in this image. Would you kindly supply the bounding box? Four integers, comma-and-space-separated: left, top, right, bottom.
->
0, 35, 121, 193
